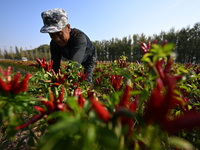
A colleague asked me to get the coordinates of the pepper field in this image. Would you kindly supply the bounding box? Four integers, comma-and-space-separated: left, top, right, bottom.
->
0, 42, 200, 150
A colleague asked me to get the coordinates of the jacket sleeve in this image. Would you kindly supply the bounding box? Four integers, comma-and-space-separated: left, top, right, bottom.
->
50, 41, 62, 73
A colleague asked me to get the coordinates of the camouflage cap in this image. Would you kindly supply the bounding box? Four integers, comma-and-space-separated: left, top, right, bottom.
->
40, 8, 68, 33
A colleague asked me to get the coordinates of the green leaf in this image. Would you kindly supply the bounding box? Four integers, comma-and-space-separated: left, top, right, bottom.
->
141, 57, 152, 63
163, 43, 174, 52
168, 136, 195, 150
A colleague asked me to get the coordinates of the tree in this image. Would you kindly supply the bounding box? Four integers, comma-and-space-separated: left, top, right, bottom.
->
14, 46, 22, 60
0, 49, 4, 59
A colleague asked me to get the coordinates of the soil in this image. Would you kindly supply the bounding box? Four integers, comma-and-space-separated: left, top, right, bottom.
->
0, 126, 41, 150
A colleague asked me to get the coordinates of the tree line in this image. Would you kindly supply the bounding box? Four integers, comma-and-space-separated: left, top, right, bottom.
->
93, 22, 200, 63
0, 22, 200, 64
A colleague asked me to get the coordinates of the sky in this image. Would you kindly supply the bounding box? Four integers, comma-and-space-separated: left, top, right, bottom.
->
0, 0, 200, 51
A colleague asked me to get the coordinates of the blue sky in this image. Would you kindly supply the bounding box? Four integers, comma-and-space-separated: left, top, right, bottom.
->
0, 0, 200, 50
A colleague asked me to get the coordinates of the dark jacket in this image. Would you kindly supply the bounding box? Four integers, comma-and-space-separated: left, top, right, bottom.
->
50, 28, 96, 73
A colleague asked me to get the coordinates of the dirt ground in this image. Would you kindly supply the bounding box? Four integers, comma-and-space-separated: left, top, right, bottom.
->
0, 126, 41, 150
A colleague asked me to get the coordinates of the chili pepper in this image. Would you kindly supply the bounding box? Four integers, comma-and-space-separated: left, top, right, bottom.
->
0, 68, 32, 94
15, 73, 32, 94
89, 92, 110, 122
153, 40, 158, 44
91, 99, 110, 122
16, 88, 68, 130
77, 72, 87, 81
118, 80, 132, 107
5, 66, 12, 77
110, 74, 123, 91
35, 58, 53, 72
147, 41, 151, 50
143, 78, 165, 124
10, 73, 21, 94
163, 111, 200, 134
46, 60, 53, 72
74, 87, 85, 108
164, 56, 173, 77
95, 77, 102, 85
35, 58, 43, 67
57, 86, 65, 103
156, 78, 164, 92
155, 59, 165, 80
41, 100, 55, 113
0, 66, 12, 78
129, 100, 138, 113
141, 42, 149, 54
144, 75, 184, 125
10, 72, 21, 89
78, 94, 85, 108
34, 106, 45, 113
74, 87, 82, 96
0, 77, 11, 92
15, 114, 43, 130
57, 103, 65, 111
52, 83, 60, 86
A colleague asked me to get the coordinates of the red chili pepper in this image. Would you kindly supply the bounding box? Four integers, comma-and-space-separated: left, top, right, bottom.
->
95, 77, 102, 85
141, 42, 149, 54
57, 103, 65, 111
156, 78, 164, 92
91, 100, 110, 122
41, 100, 55, 112
110, 75, 123, 91
164, 55, 173, 76
89, 92, 110, 122
78, 94, 85, 108
74, 87, 82, 96
57, 86, 65, 103
143, 79, 165, 124
74, 87, 85, 108
144, 75, 184, 125
35, 58, 43, 67
155, 59, 165, 80
147, 41, 151, 50
121, 116, 134, 136
129, 100, 138, 113
14, 73, 32, 94
5, 66, 12, 77
48, 60, 53, 71
118, 80, 132, 107
0, 78, 10, 92
163, 111, 200, 134
15, 114, 43, 130
34, 106, 45, 113
10, 72, 21, 90
153, 40, 158, 44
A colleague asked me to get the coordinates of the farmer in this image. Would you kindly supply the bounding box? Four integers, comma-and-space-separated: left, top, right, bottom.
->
40, 8, 97, 84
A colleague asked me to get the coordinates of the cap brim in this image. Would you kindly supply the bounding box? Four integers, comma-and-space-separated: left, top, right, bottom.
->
40, 25, 63, 33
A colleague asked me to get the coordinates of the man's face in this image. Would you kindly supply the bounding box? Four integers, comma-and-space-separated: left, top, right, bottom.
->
49, 25, 71, 47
